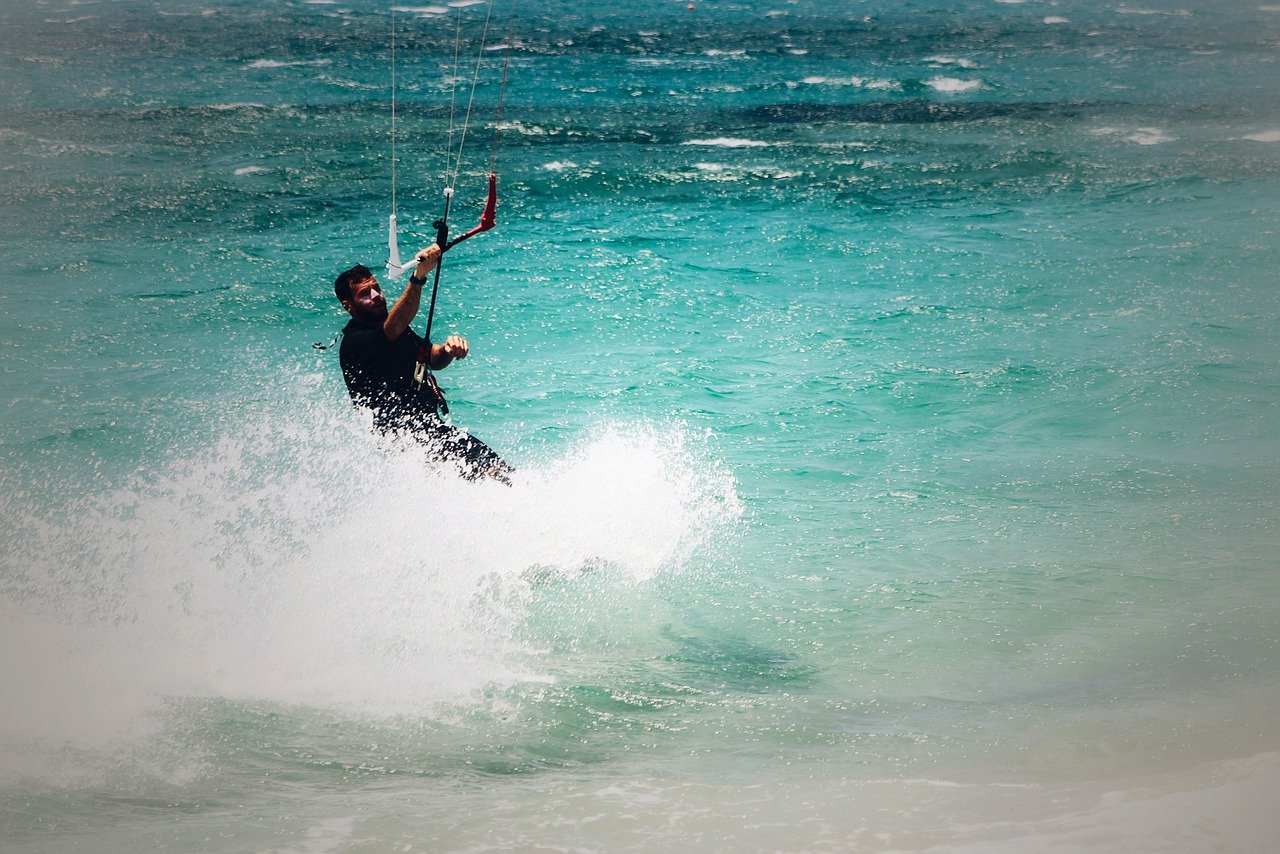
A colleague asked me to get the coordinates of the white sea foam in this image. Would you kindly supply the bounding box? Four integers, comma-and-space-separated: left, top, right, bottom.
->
0, 411, 740, 758
675, 163, 799, 182
925, 55, 978, 69
1043, 15, 1070, 24
1243, 129, 1280, 142
542, 160, 577, 171
497, 120, 552, 136
802, 76, 899, 91
682, 137, 770, 148
704, 49, 747, 58
234, 166, 268, 176
392, 5, 448, 15
448, 0, 487, 7
243, 59, 331, 70
1091, 125, 1174, 144
1126, 127, 1173, 144
804, 75, 862, 86
787, 49, 808, 55
925, 77, 983, 93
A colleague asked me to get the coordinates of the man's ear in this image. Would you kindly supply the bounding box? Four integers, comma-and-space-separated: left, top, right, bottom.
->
339, 299, 354, 313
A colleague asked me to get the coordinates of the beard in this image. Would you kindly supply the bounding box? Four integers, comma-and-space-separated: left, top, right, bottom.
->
351, 301, 388, 324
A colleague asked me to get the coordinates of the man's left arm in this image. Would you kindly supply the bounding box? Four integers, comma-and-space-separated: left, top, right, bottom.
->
429, 334, 469, 370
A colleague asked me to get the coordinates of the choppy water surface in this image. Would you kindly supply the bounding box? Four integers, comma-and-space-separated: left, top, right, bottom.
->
2, 0, 1279, 849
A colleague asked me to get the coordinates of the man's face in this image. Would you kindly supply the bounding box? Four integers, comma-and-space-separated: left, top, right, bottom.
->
345, 275, 388, 323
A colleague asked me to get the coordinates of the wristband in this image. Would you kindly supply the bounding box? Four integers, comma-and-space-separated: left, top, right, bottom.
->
408, 273, 426, 288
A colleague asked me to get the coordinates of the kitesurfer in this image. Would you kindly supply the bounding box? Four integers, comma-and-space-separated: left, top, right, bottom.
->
333, 246, 511, 482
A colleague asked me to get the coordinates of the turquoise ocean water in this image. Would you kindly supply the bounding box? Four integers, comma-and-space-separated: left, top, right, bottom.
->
3, 0, 1280, 849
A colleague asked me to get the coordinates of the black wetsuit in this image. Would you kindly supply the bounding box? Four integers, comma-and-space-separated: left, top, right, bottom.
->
339, 318, 509, 480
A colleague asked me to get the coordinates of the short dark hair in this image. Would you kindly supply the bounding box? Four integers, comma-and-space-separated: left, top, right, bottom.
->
334, 264, 372, 303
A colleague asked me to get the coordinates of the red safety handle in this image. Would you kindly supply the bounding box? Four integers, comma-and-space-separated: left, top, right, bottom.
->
444, 172, 498, 252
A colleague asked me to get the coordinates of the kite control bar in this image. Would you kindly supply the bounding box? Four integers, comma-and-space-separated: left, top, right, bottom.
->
415, 172, 499, 408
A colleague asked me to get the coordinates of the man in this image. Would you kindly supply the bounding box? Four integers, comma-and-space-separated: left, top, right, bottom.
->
334, 245, 511, 482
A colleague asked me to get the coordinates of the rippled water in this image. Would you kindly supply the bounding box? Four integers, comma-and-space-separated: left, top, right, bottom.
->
3, 0, 1280, 849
